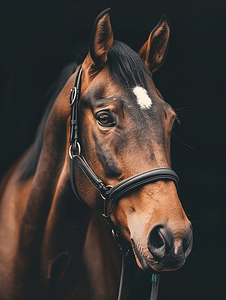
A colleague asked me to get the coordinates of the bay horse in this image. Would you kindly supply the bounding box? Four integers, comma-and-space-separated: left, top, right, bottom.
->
0, 9, 193, 300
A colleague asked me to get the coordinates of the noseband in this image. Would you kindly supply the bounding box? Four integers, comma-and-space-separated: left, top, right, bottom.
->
69, 66, 179, 300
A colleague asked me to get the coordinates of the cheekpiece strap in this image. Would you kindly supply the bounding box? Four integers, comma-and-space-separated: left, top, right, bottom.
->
69, 66, 82, 148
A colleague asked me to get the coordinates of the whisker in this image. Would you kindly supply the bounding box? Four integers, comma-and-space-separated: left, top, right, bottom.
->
175, 106, 195, 115
174, 106, 195, 111
172, 132, 195, 151
191, 219, 201, 224
125, 268, 144, 300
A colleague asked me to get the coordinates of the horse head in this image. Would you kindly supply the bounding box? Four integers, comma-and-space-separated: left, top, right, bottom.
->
71, 9, 193, 273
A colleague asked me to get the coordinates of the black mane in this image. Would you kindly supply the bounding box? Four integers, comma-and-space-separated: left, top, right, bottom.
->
108, 41, 152, 89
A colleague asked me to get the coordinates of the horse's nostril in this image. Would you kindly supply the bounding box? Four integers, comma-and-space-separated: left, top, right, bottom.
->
147, 224, 193, 261
151, 227, 164, 249
147, 225, 173, 260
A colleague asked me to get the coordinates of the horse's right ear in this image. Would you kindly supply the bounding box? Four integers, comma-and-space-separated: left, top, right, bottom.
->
138, 15, 170, 73
84, 8, 113, 73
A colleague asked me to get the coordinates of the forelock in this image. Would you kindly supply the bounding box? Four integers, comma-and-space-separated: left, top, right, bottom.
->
107, 41, 151, 89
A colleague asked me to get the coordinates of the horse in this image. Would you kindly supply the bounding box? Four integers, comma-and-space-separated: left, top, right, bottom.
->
0, 8, 193, 300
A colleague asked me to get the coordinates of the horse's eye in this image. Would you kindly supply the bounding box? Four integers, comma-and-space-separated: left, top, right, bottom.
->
99, 114, 110, 124
96, 111, 115, 127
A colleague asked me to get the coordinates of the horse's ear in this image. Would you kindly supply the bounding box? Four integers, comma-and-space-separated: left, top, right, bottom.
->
138, 15, 170, 73
88, 8, 113, 69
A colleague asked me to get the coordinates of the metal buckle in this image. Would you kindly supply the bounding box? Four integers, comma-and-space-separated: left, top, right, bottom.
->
100, 185, 113, 200
69, 87, 77, 107
69, 142, 81, 159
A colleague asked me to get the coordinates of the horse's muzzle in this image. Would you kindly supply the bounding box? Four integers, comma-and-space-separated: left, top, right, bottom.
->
146, 223, 193, 272
131, 221, 193, 273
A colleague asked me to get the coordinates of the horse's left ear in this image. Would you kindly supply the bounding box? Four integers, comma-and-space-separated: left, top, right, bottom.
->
138, 15, 170, 73
89, 8, 113, 69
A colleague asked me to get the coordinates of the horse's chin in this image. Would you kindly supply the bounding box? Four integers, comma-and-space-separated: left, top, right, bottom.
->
131, 243, 186, 273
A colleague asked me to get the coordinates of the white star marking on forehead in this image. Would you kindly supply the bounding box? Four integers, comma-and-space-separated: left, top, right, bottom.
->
133, 86, 152, 109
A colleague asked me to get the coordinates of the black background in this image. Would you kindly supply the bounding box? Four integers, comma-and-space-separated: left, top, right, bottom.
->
0, 1, 225, 299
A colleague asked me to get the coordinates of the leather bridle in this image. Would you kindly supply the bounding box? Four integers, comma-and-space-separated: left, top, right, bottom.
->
69, 66, 179, 300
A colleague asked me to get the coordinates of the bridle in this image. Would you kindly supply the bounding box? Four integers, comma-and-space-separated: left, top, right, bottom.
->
69, 66, 179, 300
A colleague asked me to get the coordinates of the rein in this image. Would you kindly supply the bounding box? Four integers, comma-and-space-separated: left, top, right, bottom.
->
69, 66, 179, 300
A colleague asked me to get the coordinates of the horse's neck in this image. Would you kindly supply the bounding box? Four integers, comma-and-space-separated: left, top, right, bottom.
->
10, 74, 92, 296
14, 76, 73, 262
0, 70, 123, 299
12, 164, 91, 298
